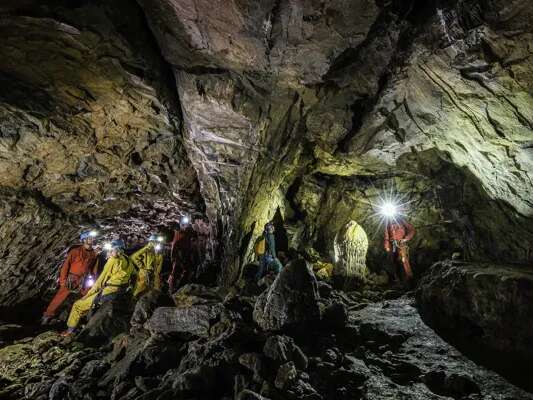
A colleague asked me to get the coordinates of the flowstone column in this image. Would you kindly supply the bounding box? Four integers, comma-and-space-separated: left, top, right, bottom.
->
333, 221, 369, 289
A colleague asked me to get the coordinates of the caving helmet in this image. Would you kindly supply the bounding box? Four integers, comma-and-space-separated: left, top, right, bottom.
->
148, 234, 158, 242
264, 222, 274, 233
110, 239, 125, 251
80, 230, 97, 241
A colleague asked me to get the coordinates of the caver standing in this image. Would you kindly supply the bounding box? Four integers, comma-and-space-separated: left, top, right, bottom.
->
168, 220, 200, 294
384, 218, 416, 283
41, 231, 99, 325
255, 222, 283, 281
131, 234, 164, 298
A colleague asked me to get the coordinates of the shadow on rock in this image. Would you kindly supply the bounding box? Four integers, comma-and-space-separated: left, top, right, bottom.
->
253, 259, 321, 332
77, 293, 133, 346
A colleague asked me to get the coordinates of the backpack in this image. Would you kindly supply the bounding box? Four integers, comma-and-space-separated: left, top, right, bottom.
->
254, 236, 266, 257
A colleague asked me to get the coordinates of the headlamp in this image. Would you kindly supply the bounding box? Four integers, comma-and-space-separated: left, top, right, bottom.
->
103, 242, 112, 251
89, 230, 98, 238
155, 244, 162, 252
157, 236, 164, 242
180, 216, 190, 225
85, 275, 95, 288
379, 202, 398, 218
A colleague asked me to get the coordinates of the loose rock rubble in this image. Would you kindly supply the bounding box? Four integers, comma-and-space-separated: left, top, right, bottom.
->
1, 261, 531, 400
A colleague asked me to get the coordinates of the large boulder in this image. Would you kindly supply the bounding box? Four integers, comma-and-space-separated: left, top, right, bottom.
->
416, 261, 533, 390
253, 259, 320, 331
263, 335, 308, 370
145, 304, 224, 338
346, 297, 532, 399
172, 284, 223, 307
130, 290, 173, 334
77, 293, 133, 345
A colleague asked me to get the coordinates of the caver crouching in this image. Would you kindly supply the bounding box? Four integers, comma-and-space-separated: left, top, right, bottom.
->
62, 239, 133, 336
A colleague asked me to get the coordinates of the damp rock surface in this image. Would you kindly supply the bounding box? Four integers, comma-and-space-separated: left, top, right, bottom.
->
333, 220, 370, 289
0, 1, 532, 398
0, 1, 203, 308
1, 0, 532, 308
253, 259, 321, 331
416, 260, 533, 390
1, 281, 532, 400
3, 272, 532, 400
146, 303, 225, 337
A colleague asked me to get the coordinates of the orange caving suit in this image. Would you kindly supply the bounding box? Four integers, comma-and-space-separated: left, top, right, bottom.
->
44, 246, 98, 317
384, 220, 416, 280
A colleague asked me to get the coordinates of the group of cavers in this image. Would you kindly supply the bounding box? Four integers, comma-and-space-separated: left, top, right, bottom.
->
40, 221, 202, 336
41, 216, 416, 336
252, 218, 416, 284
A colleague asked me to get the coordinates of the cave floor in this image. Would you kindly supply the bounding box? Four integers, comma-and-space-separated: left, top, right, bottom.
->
345, 296, 532, 399
0, 284, 531, 400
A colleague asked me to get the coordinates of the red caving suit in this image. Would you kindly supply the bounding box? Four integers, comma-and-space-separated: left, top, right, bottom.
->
168, 227, 199, 293
384, 220, 416, 281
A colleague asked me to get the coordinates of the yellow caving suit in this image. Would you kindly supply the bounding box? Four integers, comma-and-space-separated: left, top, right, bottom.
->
131, 244, 163, 298
67, 253, 133, 328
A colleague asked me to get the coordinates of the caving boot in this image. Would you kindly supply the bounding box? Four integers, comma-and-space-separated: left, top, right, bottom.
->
60, 327, 76, 337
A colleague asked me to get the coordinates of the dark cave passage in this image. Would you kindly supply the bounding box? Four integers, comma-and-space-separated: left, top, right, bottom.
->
1, 0, 533, 399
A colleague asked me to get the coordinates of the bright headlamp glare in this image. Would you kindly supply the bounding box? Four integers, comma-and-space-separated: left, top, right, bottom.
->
85, 275, 95, 288
379, 202, 398, 218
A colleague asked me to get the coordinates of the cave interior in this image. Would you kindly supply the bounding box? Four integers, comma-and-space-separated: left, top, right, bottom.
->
0, 0, 533, 399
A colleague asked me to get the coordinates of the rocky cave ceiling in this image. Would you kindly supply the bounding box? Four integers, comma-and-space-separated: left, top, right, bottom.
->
0, 0, 532, 305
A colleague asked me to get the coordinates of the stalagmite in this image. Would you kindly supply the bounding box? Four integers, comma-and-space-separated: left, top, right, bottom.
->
333, 220, 369, 289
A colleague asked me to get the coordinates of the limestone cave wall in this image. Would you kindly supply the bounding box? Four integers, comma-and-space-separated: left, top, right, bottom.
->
0, 0, 532, 305
0, 0, 204, 306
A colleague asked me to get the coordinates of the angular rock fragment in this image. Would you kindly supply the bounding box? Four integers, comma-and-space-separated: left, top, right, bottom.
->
238, 352, 264, 383
172, 284, 223, 307
423, 370, 480, 398
23, 379, 53, 399
77, 294, 133, 345
263, 335, 308, 370
130, 289, 173, 333
49, 378, 70, 400
169, 365, 217, 395
275, 361, 298, 390
79, 359, 109, 379
253, 259, 321, 331
146, 304, 224, 337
